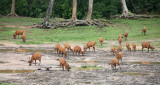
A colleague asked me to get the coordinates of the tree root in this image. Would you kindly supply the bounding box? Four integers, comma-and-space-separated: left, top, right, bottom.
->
7, 13, 18, 16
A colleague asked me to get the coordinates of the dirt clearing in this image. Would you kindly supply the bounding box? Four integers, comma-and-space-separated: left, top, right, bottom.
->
0, 44, 160, 85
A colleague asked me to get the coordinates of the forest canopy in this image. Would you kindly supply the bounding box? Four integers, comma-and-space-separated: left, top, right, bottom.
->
0, 0, 160, 19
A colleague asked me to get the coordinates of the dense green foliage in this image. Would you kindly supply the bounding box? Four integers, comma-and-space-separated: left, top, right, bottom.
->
0, 0, 160, 19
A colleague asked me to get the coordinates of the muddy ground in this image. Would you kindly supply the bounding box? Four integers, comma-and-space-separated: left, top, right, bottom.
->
0, 43, 160, 85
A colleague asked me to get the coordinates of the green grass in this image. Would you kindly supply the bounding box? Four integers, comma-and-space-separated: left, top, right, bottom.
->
71, 65, 104, 70
154, 41, 160, 48
0, 16, 43, 26
0, 17, 160, 45
80, 65, 104, 69
72, 65, 104, 70
81, 65, 88, 68
117, 72, 149, 76
113, 45, 117, 49
96, 44, 106, 48
110, 18, 160, 41
0, 27, 19, 41
0, 83, 18, 85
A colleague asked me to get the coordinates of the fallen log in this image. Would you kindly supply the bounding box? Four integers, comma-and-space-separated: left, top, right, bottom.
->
36, 19, 108, 29
111, 15, 158, 19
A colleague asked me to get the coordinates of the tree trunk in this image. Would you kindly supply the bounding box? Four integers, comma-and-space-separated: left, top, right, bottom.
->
42, 0, 54, 28
120, 0, 129, 17
128, 0, 136, 13
86, 0, 93, 21
71, 0, 77, 20
8, 0, 18, 16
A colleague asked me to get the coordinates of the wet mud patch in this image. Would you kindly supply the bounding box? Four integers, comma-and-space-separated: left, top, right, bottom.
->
73, 71, 105, 80
0, 44, 5, 46
77, 60, 97, 63
0, 70, 35, 73
0, 48, 53, 53
0, 61, 5, 64
0, 47, 160, 85
72, 65, 104, 70
117, 72, 149, 76
130, 61, 160, 65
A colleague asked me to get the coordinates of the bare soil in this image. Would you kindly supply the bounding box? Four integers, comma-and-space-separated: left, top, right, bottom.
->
0, 43, 160, 85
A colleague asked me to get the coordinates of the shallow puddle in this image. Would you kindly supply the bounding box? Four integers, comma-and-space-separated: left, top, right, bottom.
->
117, 72, 149, 76
84, 82, 91, 84
81, 58, 86, 60
0, 48, 53, 53
0, 44, 5, 46
0, 61, 5, 64
0, 70, 35, 73
130, 61, 160, 64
